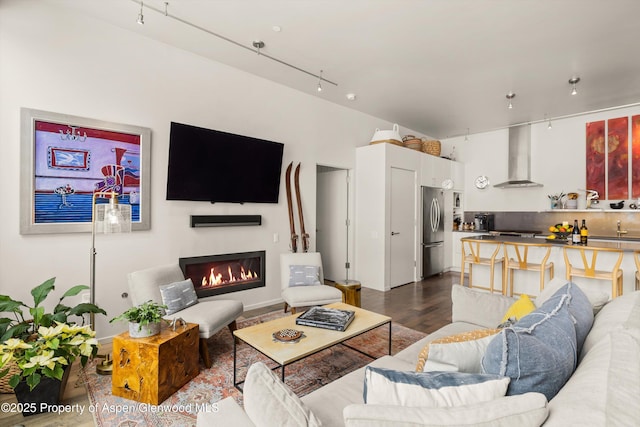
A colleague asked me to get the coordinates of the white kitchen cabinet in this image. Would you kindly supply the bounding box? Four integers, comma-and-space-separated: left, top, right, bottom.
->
355, 143, 464, 290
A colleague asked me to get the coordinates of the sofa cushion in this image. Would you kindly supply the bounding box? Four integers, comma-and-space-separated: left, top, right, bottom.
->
415, 328, 500, 373
501, 294, 536, 323
159, 278, 199, 315
482, 284, 579, 400
243, 362, 322, 427
343, 393, 549, 427
544, 328, 640, 426
451, 285, 516, 328
363, 367, 510, 407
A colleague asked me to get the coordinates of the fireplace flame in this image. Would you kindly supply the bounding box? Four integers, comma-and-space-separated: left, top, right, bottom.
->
201, 265, 258, 287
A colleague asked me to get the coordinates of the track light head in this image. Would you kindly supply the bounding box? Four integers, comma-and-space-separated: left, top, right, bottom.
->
317, 70, 323, 92
569, 77, 580, 95
137, 1, 144, 25
506, 92, 515, 109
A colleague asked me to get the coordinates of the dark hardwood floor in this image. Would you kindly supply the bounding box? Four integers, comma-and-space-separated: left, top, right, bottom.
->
244, 271, 457, 334
0, 272, 457, 426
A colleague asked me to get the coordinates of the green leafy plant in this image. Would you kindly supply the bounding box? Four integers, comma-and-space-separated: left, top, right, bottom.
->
0, 277, 105, 391
110, 301, 167, 331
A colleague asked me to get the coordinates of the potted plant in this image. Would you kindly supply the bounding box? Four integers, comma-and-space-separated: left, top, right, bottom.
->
110, 301, 167, 338
0, 277, 105, 414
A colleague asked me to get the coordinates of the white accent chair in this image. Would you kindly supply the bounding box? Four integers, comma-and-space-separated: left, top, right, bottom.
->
127, 264, 244, 368
280, 252, 342, 314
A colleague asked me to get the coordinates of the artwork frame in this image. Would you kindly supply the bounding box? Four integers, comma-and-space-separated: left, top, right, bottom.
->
20, 108, 151, 234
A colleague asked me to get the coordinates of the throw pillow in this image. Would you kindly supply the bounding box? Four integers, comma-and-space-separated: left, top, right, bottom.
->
482, 284, 580, 400
415, 328, 501, 373
536, 277, 609, 314
288, 265, 321, 287
158, 278, 198, 315
363, 367, 510, 407
344, 392, 549, 427
500, 294, 536, 324
243, 362, 322, 427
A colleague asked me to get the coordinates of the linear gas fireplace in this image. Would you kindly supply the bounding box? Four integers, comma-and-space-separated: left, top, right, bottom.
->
179, 250, 265, 298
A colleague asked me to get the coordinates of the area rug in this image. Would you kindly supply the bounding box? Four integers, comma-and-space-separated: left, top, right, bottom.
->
82, 310, 425, 427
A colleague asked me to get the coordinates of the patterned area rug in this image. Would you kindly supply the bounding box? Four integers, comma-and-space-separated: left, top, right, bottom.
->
82, 310, 425, 427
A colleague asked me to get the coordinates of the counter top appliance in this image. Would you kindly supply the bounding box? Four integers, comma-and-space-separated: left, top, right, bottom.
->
474, 214, 494, 231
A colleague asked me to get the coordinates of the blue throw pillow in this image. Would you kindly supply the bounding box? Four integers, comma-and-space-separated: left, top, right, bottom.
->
547, 282, 594, 352
482, 285, 579, 400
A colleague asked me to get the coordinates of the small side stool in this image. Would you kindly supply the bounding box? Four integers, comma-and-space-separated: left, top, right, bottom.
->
334, 280, 362, 307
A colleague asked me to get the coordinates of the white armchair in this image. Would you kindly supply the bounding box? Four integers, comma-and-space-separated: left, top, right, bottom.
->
280, 252, 342, 314
127, 264, 244, 368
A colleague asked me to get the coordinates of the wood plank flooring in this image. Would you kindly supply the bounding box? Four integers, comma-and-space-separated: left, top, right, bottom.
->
0, 272, 457, 426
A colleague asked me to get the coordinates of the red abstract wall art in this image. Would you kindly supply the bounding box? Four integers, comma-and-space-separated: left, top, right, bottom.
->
607, 117, 629, 200
586, 120, 605, 197
633, 115, 640, 198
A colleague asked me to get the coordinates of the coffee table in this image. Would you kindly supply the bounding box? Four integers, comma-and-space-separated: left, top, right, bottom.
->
233, 302, 391, 389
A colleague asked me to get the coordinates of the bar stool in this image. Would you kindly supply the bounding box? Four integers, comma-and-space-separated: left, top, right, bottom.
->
563, 246, 624, 298
634, 251, 640, 291
503, 242, 554, 297
460, 238, 504, 294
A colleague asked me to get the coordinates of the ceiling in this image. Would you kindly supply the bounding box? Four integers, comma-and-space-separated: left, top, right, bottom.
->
54, 0, 640, 139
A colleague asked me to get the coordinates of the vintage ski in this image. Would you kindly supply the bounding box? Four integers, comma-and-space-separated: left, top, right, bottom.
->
294, 163, 309, 252
285, 162, 298, 252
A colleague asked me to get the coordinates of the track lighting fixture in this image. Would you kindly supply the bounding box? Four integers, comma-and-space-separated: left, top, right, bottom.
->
129, 0, 336, 91
545, 114, 552, 129
317, 70, 323, 92
137, 1, 144, 25
464, 128, 469, 141
506, 92, 515, 109
569, 77, 580, 95
252, 40, 265, 55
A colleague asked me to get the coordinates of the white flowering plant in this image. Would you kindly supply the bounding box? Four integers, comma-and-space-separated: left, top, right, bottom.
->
0, 322, 99, 390
0, 277, 105, 390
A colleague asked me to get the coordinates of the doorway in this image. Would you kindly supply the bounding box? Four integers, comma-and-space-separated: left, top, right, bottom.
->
316, 165, 353, 282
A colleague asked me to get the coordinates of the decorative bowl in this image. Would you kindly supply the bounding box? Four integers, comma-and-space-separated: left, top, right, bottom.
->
610, 201, 624, 209
553, 231, 571, 240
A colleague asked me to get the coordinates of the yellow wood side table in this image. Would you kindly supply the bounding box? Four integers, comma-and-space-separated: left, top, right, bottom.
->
334, 280, 362, 307
112, 322, 199, 405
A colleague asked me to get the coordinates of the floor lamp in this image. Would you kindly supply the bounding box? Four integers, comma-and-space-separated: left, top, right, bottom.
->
90, 191, 131, 375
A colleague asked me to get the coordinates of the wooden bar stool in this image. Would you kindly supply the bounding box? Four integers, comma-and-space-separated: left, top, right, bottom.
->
503, 242, 554, 297
563, 246, 624, 298
460, 238, 504, 293
634, 250, 640, 291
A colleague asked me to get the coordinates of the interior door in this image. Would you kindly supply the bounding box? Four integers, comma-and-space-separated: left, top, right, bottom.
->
316, 167, 350, 281
389, 167, 416, 288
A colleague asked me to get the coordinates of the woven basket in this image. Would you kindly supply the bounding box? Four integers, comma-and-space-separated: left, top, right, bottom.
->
403, 138, 423, 151
422, 139, 441, 156
370, 139, 403, 147
0, 361, 20, 393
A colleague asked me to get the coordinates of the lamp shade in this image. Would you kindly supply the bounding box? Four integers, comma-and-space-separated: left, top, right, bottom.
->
94, 199, 131, 234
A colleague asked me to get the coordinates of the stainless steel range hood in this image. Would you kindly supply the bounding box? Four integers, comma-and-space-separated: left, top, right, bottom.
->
493, 125, 543, 188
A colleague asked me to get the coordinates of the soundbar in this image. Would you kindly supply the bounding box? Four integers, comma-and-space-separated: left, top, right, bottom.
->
190, 215, 262, 228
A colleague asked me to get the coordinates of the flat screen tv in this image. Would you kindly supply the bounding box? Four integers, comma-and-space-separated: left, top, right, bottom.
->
166, 122, 284, 203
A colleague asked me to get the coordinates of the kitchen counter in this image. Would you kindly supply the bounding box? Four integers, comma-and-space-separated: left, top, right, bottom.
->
460, 234, 640, 252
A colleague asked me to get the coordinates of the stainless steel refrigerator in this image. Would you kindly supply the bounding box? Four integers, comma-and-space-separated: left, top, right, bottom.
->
422, 186, 445, 277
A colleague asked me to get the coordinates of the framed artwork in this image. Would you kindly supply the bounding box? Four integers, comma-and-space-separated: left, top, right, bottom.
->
20, 108, 151, 234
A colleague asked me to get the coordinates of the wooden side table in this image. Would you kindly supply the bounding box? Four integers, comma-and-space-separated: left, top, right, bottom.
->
112, 322, 199, 405
334, 280, 362, 307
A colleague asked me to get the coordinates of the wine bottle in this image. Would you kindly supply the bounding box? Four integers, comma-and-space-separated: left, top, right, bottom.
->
572, 220, 580, 245
580, 219, 588, 246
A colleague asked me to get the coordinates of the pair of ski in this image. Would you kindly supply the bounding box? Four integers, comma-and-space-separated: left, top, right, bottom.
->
285, 162, 309, 253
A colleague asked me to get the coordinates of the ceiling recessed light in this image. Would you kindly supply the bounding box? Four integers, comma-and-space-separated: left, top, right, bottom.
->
346, 93, 356, 101
272, 25, 282, 32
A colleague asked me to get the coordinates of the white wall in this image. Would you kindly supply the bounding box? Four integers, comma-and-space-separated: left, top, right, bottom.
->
0, 1, 422, 340
442, 105, 640, 212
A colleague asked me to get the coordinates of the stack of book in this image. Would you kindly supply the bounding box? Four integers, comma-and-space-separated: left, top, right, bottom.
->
296, 306, 355, 332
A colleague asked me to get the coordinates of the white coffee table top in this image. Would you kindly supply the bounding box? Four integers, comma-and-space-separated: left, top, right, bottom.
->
233, 302, 391, 365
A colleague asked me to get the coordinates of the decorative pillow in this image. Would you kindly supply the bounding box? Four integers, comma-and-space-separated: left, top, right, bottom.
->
536, 277, 609, 314
482, 284, 580, 400
158, 278, 198, 315
288, 265, 321, 287
501, 294, 536, 324
363, 367, 510, 407
415, 328, 500, 373
243, 362, 322, 427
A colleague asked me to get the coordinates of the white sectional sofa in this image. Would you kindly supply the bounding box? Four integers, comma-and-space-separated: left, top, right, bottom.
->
197, 280, 640, 426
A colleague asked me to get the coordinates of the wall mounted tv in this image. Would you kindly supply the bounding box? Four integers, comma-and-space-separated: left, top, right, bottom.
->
166, 122, 284, 203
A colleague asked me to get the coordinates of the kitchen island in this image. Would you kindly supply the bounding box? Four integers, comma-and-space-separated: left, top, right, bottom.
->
459, 234, 640, 298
